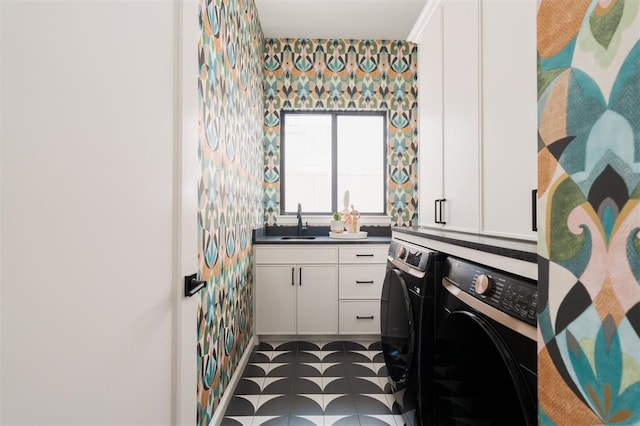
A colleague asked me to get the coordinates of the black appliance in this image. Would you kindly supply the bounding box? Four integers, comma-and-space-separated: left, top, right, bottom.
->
433, 256, 538, 425
380, 240, 443, 426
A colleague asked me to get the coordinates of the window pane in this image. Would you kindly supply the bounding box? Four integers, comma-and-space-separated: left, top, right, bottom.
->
283, 114, 332, 213
337, 115, 385, 213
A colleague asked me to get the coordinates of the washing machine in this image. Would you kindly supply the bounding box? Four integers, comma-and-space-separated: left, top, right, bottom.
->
380, 239, 444, 426
433, 256, 538, 425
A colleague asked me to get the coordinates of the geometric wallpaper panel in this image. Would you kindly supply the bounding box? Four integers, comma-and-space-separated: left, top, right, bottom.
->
537, 0, 640, 424
263, 38, 418, 226
196, 0, 264, 424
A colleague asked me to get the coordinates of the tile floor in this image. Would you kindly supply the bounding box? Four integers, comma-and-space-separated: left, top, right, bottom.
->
220, 338, 405, 426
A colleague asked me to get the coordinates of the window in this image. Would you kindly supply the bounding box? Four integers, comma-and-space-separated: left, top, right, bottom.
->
281, 110, 387, 215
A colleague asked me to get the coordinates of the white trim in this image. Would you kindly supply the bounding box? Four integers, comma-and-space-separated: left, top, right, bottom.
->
476, 0, 484, 241
479, 229, 537, 243
171, 0, 182, 423
407, 0, 444, 42
210, 335, 257, 426
393, 232, 537, 280
0, 1, 4, 419
175, 1, 200, 425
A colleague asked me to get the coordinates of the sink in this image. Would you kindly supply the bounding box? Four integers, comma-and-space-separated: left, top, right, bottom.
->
280, 236, 316, 240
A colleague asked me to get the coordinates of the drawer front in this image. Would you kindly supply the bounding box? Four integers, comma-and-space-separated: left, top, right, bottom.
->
339, 300, 381, 334
255, 245, 338, 264
339, 265, 385, 299
339, 245, 388, 264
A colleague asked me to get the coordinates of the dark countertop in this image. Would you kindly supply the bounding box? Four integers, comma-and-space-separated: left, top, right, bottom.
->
392, 226, 537, 263
254, 235, 392, 244
253, 225, 392, 245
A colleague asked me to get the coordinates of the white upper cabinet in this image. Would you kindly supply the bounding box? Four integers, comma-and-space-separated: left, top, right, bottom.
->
416, 1, 444, 228
413, 0, 537, 241
416, 0, 480, 233
480, 0, 537, 240
441, 0, 480, 233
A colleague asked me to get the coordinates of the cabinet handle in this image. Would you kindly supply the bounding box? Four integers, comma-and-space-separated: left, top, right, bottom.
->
532, 189, 538, 232
356, 280, 374, 284
439, 198, 446, 225
356, 254, 374, 257
434, 199, 446, 224
356, 315, 374, 320
291, 267, 295, 286
299, 267, 302, 286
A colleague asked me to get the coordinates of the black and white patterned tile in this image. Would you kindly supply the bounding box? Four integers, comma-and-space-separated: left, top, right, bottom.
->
220, 339, 403, 426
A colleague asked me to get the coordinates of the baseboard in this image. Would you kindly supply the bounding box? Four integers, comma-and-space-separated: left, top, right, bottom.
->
209, 335, 256, 426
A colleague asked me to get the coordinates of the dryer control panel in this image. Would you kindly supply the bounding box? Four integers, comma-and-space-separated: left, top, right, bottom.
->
389, 240, 431, 272
444, 257, 538, 326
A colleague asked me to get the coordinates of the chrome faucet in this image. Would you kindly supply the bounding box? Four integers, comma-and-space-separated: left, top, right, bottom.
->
296, 203, 305, 236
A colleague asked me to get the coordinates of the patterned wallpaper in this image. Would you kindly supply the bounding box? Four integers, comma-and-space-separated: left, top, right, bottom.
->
196, 0, 264, 424
263, 38, 418, 226
537, 0, 640, 424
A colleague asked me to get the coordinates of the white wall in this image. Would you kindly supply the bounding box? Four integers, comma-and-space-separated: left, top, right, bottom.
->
1, 1, 178, 424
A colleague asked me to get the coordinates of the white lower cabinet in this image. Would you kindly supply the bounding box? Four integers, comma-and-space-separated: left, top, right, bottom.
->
255, 265, 297, 334
255, 243, 389, 336
255, 246, 338, 335
296, 265, 338, 334
338, 244, 388, 335
338, 300, 381, 334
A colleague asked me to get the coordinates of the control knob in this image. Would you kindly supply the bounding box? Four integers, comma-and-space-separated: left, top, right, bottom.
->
475, 274, 493, 295
397, 246, 407, 259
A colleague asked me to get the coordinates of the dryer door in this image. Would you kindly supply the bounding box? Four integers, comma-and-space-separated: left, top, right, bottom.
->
380, 268, 414, 387
433, 310, 536, 426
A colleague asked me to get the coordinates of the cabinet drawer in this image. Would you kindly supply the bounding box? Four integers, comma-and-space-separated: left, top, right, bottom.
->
339, 245, 388, 264
255, 246, 338, 264
339, 265, 385, 299
339, 300, 381, 334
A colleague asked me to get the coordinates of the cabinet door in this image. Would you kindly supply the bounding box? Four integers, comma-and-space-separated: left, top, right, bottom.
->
480, 0, 537, 240
297, 265, 338, 334
255, 265, 296, 334
441, 0, 480, 232
417, 2, 444, 227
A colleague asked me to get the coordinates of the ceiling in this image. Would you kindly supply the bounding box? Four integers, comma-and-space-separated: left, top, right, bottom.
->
254, 0, 428, 40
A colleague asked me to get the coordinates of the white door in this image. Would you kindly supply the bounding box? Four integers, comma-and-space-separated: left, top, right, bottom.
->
1, 1, 182, 424
176, 0, 200, 424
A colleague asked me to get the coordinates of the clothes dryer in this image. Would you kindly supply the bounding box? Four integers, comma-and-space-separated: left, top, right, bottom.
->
433, 256, 538, 425
380, 239, 443, 426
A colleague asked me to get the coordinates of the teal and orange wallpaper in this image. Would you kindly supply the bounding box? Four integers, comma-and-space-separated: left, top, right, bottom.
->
537, 0, 640, 423
196, 0, 264, 424
263, 39, 418, 226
